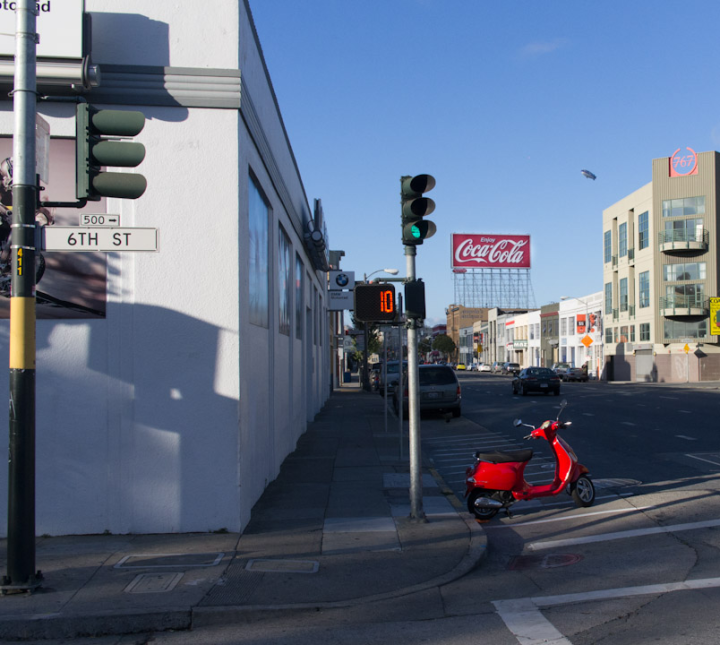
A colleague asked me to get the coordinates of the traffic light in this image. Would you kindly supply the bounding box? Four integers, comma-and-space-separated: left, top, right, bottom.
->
354, 283, 396, 323
76, 103, 147, 201
404, 279, 426, 320
400, 174, 436, 245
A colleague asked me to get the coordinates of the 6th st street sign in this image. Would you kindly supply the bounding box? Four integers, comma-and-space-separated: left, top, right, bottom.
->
40, 226, 158, 252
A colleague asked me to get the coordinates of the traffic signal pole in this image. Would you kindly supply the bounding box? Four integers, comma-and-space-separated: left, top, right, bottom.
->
3, 0, 42, 593
405, 245, 426, 522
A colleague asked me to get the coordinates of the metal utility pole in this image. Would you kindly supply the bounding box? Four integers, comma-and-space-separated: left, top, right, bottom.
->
3, 0, 41, 593
404, 246, 425, 521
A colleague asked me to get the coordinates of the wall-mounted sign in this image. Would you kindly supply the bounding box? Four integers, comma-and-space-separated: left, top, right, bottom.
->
328, 270, 355, 291
0, 0, 85, 60
670, 147, 698, 177
452, 234, 531, 270
328, 290, 354, 311
710, 297, 720, 336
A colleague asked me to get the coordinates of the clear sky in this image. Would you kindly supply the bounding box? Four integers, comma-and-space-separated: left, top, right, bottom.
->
249, 1, 720, 326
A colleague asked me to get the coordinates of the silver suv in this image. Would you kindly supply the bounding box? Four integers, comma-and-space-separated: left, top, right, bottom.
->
393, 365, 461, 418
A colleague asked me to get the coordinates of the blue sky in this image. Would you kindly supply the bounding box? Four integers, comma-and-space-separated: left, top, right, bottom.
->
250, 1, 720, 326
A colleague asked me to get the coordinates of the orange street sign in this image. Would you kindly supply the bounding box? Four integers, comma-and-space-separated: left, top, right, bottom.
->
581, 335, 593, 348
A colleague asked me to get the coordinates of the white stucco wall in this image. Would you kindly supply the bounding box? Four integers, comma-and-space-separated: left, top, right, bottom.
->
0, 1, 328, 535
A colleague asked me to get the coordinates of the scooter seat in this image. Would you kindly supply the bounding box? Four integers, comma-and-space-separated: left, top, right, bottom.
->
475, 449, 533, 464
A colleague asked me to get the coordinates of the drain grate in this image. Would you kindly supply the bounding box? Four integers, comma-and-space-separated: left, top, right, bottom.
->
245, 559, 319, 573
124, 572, 184, 593
115, 552, 225, 569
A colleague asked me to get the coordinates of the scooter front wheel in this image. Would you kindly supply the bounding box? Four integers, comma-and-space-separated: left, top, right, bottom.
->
571, 475, 595, 507
467, 489, 500, 520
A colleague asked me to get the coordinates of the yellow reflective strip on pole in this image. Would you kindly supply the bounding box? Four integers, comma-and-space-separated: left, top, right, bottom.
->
9, 297, 35, 370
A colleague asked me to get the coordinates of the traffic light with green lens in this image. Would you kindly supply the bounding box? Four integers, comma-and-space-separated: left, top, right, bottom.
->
354, 283, 397, 323
76, 103, 147, 201
400, 174, 436, 245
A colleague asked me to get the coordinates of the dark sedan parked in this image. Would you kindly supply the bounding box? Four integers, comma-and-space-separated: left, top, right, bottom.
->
512, 367, 561, 396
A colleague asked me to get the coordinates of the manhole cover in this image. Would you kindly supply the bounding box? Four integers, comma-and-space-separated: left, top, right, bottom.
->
245, 559, 319, 573
509, 553, 583, 571
115, 552, 225, 569
124, 572, 183, 593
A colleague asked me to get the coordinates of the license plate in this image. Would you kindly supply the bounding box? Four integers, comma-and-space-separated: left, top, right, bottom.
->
540, 383, 548, 388
426, 392, 441, 399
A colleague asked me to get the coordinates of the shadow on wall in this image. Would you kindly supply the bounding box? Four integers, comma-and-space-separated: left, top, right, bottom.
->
0, 303, 247, 535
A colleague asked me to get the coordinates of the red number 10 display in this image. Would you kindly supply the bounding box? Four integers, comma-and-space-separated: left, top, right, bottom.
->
353, 284, 396, 323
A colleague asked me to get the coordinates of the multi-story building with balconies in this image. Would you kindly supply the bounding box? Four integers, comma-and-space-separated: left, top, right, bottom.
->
603, 150, 720, 382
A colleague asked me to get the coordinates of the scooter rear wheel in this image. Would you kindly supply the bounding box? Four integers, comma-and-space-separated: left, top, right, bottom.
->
467, 489, 500, 520
571, 475, 595, 507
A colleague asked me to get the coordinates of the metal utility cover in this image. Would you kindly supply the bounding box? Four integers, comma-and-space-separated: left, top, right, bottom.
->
115, 552, 225, 569
124, 572, 184, 593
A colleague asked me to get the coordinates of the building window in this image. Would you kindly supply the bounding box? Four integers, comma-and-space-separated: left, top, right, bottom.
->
638, 211, 649, 250
619, 278, 628, 312
618, 223, 627, 257
605, 283, 612, 314
569, 316, 575, 335
640, 323, 650, 341
630, 325, 635, 342
664, 319, 707, 340
278, 226, 291, 336
604, 230, 611, 263
663, 218, 704, 244
249, 175, 269, 328
613, 327, 619, 343
560, 317, 567, 336
664, 262, 706, 281
295, 254, 303, 340
665, 283, 705, 308
639, 271, 650, 308
662, 196, 705, 217
605, 327, 613, 343
620, 326, 629, 343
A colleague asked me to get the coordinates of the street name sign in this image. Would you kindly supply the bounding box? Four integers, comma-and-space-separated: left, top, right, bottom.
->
41, 227, 158, 252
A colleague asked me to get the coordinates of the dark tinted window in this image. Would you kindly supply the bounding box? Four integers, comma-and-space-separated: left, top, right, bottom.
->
527, 368, 554, 377
419, 367, 457, 386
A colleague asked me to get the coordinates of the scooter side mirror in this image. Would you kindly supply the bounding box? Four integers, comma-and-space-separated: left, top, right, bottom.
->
513, 419, 522, 427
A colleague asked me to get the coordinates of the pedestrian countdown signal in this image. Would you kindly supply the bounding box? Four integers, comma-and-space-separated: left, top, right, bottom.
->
354, 284, 396, 323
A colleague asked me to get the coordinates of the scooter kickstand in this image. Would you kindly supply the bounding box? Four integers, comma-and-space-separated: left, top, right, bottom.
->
505, 507, 513, 519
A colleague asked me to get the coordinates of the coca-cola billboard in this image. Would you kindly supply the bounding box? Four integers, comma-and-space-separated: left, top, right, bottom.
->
452, 234, 531, 269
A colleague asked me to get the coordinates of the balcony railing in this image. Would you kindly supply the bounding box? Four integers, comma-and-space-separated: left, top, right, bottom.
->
658, 229, 709, 252
658, 295, 709, 317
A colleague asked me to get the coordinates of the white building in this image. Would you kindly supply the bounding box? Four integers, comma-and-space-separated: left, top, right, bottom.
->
558, 292, 603, 378
0, 1, 331, 535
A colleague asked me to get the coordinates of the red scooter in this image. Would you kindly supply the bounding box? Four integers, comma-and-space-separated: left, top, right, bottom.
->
465, 400, 594, 519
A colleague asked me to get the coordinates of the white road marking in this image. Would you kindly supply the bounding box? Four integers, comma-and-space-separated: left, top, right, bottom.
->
527, 518, 720, 551
483, 506, 651, 528
676, 435, 697, 440
686, 453, 720, 467
494, 577, 720, 645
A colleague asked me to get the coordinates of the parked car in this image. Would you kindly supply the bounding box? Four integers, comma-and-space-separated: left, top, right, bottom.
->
393, 364, 461, 417
479, 363, 492, 372
456, 363, 466, 370
377, 360, 407, 396
552, 362, 571, 378
564, 366, 588, 382
491, 361, 503, 373
512, 367, 561, 396
502, 362, 521, 376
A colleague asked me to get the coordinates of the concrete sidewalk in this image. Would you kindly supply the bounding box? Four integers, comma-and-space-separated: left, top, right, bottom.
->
0, 382, 486, 640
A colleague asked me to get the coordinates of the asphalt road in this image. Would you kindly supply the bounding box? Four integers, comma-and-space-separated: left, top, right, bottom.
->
420, 372, 720, 645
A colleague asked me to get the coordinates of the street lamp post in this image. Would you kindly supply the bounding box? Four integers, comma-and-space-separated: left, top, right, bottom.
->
360, 269, 399, 391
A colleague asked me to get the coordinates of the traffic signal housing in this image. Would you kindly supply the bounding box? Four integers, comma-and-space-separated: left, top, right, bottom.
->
404, 279, 426, 320
76, 103, 147, 201
400, 174, 436, 245
354, 283, 396, 323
